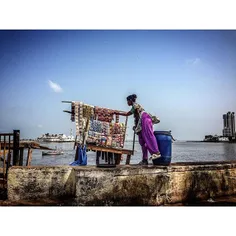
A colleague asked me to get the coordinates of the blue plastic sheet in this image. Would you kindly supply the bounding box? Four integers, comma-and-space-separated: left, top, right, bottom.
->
70, 145, 87, 166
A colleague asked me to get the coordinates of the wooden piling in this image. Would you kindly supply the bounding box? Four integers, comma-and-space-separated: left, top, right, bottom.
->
19, 147, 24, 166
115, 154, 122, 165
126, 154, 131, 165
96, 151, 100, 165
3, 136, 6, 184
13, 130, 20, 166
8, 134, 11, 166
6, 151, 11, 175
26, 148, 32, 166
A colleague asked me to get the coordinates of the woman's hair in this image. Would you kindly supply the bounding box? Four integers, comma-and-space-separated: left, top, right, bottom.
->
126, 94, 137, 102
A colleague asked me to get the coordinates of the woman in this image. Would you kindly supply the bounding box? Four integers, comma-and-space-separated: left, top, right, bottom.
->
115, 94, 161, 165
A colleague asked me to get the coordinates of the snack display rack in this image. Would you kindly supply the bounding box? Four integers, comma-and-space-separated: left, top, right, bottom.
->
62, 101, 134, 165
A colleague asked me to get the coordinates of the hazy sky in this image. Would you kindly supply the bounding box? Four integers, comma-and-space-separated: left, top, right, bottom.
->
0, 30, 236, 140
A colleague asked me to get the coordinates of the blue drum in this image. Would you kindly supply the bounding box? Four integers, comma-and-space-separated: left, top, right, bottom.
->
153, 131, 173, 166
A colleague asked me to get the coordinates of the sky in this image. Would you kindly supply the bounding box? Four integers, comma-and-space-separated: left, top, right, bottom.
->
0, 30, 236, 140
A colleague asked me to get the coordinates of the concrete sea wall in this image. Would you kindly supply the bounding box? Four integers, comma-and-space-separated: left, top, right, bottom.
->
7, 162, 236, 205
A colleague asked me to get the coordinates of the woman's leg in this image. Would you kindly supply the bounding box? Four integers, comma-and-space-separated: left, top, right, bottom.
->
141, 113, 160, 155
138, 133, 148, 160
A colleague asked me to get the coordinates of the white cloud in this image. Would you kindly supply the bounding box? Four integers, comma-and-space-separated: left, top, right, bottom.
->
37, 124, 43, 128
186, 58, 201, 65
48, 80, 63, 93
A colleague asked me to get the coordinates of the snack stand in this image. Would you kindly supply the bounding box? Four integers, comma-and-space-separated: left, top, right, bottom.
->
62, 101, 134, 165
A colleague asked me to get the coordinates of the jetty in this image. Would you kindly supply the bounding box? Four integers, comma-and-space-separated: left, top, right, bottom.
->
0, 130, 52, 188
1, 161, 236, 206
2, 129, 236, 206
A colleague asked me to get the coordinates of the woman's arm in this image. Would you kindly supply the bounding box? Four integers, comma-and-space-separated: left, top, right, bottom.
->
114, 111, 132, 116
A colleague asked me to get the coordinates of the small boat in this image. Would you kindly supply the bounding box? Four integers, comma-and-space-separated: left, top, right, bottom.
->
42, 149, 64, 156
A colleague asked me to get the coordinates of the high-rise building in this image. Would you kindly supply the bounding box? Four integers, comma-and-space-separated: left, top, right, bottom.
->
223, 111, 236, 137
223, 114, 227, 128
231, 112, 235, 136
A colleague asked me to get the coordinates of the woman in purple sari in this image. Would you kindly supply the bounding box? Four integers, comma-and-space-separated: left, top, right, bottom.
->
115, 94, 161, 165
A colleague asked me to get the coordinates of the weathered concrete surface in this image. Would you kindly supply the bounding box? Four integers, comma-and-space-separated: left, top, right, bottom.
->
7, 166, 75, 202
7, 162, 236, 206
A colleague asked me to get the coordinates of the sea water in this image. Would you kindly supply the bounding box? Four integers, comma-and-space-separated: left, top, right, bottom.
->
19, 141, 236, 166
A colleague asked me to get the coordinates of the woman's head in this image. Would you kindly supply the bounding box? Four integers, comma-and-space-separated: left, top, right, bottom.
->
126, 94, 137, 106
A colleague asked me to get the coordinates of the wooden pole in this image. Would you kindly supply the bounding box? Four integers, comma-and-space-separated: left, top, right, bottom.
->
126, 131, 135, 165
19, 147, 24, 166
96, 151, 100, 165
6, 151, 11, 175
114, 153, 122, 165
3, 136, 6, 183
74, 144, 79, 161
82, 118, 90, 147
74, 135, 77, 150
8, 135, 11, 165
13, 130, 20, 166
26, 148, 32, 166
125, 154, 131, 165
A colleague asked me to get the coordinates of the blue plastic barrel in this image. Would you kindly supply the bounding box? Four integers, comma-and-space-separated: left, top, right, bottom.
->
153, 131, 172, 166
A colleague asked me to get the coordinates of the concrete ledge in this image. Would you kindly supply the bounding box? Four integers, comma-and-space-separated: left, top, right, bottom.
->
7, 162, 236, 205
7, 166, 75, 202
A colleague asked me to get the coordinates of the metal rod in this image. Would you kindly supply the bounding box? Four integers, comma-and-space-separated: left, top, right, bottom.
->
63, 110, 73, 114
132, 131, 136, 154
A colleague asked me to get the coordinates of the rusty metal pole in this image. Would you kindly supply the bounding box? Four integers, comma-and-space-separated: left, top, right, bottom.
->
13, 130, 20, 166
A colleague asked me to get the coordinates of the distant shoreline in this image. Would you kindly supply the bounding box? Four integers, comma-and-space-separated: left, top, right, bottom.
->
186, 140, 236, 143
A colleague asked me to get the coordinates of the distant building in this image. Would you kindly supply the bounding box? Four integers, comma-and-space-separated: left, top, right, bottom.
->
223, 111, 235, 137
204, 135, 219, 142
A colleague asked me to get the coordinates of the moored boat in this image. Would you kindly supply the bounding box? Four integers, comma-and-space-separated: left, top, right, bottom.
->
42, 149, 64, 156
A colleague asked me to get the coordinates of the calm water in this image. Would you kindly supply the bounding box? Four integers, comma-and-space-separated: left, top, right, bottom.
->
20, 141, 236, 166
